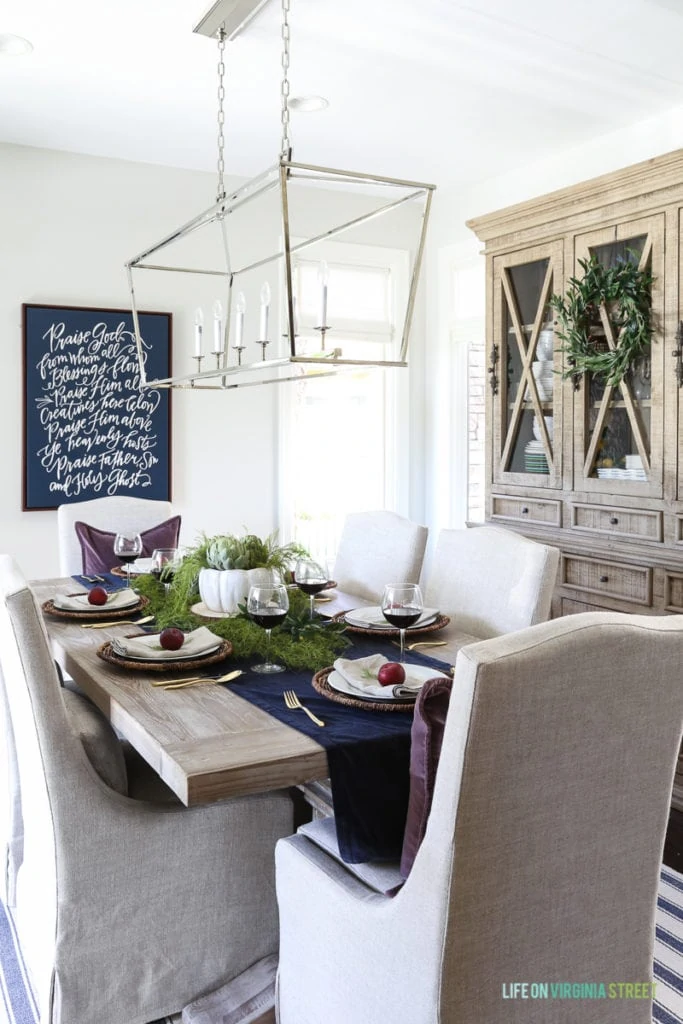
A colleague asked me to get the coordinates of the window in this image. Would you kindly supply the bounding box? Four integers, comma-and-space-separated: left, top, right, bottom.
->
279, 241, 409, 566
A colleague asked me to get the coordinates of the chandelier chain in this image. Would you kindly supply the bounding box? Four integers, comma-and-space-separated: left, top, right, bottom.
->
217, 27, 226, 201
280, 0, 291, 159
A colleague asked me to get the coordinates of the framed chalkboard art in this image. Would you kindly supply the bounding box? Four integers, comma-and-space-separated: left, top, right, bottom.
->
22, 304, 172, 511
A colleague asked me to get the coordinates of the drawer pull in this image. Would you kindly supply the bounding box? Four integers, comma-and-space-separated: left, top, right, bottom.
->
521, 506, 529, 514
609, 516, 619, 525
599, 575, 608, 583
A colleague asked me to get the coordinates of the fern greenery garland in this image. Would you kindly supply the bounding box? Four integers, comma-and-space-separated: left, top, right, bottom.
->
549, 253, 654, 387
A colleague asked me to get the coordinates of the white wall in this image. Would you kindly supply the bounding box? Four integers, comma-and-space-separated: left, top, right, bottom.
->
1, 144, 278, 577
424, 100, 683, 533
0, 142, 426, 578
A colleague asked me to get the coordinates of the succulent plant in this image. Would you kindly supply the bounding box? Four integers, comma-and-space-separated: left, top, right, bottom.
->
205, 533, 306, 572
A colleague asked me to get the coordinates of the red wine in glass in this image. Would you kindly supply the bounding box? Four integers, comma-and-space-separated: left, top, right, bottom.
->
113, 532, 142, 589
247, 584, 290, 674
381, 584, 424, 662
382, 607, 422, 628
296, 581, 329, 596
251, 611, 287, 630
294, 558, 329, 620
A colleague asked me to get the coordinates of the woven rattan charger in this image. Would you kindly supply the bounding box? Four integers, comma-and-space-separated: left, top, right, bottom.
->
42, 595, 150, 622
97, 636, 233, 673
312, 667, 416, 713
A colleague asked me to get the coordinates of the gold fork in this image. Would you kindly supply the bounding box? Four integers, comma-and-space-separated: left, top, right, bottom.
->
391, 639, 448, 651
283, 690, 325, 727
81, 615, 155, 629
154, 670, 243, 690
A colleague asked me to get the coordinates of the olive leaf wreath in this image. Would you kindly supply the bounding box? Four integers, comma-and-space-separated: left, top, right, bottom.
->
549, 253, 654, 387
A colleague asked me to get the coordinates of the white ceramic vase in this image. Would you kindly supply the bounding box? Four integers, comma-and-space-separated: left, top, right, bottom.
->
198, 567, 275, 615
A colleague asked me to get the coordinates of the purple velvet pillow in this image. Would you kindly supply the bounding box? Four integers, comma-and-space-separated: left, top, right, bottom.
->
400, 676, 453, 878
74, 516, 182, 575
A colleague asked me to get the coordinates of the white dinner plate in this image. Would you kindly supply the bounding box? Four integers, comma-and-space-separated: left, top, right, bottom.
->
327, 664, 450, 702
344, 606, 439, 630
111, 639, 222, 662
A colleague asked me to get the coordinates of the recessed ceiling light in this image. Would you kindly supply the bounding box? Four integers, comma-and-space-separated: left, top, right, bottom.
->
0, 33, 33, 56
288, 95, 329, 113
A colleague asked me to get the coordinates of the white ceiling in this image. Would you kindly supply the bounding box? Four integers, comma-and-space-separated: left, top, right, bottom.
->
2, 0, 683, 189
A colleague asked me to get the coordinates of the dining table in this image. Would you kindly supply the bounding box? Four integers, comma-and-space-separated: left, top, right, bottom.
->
34, 577, 480, 812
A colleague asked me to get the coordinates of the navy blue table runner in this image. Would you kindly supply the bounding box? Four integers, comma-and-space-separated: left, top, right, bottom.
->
228, 639, 452, 863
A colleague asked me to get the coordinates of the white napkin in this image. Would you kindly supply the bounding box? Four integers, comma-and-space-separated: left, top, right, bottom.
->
111, 626, 222, 661
332, 654, 425, 700
54, 589, 138, 612
345, 606, 439, 629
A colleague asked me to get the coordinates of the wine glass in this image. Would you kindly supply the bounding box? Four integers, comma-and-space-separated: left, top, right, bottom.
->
113, 532, 142, 590
294, 558, 329, 620
151, 548, 180, 595
381, 583, 423, 663
247, 584, 290, 674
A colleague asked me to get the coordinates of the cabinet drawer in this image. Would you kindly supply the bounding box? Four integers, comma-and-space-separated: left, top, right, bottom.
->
571, 503, 662, 542
664, 572, 683, 613
560, 596, 608, 616
561, 554, 652, 606
676, 517, 683, 544
491, 495, 561, 527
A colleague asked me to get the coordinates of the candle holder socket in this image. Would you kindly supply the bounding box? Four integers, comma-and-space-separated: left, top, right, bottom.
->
314, 324, 331, 351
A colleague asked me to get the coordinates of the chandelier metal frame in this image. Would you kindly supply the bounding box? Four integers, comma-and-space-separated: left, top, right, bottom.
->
125, 0, 435, 391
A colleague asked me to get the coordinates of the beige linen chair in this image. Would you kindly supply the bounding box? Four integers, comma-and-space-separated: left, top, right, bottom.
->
57, 495, 175, 575
0, 554, 293, 1024
424, 524, 559, 638
276, 612, 683, 1024
332, 511, 428, 602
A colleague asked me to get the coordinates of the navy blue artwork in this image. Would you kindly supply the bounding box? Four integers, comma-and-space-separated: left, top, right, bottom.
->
23, 305, 172, 511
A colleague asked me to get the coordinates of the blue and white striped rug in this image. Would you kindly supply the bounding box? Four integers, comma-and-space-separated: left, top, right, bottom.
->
0, 868, 682, 1023
654, 868, 683, 1023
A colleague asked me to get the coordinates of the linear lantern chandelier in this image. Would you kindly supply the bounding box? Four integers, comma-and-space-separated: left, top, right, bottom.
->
126, 0, 435, 391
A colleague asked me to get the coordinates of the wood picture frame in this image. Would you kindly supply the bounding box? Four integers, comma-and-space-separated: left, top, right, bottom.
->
22, 304, 172, 511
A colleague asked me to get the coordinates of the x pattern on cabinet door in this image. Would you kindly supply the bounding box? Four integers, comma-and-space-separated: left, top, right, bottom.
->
500, 261, 555, 472
581, 237, 652, 480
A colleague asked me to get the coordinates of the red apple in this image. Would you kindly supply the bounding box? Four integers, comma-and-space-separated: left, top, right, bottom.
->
159, 627, 184, 651
87, 586, 108, 606
377, 662, 406, 686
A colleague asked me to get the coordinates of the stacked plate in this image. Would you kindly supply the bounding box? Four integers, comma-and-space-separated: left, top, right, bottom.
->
531, 360, 554, 401
596, 467, 647, 481
524, 440, 549, 474
532, 414, 553, 442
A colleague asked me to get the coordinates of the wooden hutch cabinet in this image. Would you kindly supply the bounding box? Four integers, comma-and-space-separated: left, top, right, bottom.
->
468, 150, 683, 859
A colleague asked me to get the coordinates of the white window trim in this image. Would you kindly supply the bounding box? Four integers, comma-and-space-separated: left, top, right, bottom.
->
277, 238, 410, 548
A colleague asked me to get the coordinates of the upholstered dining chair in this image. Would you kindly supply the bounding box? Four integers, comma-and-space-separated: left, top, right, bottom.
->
424, 524, 559, 638
0, 554, 293, 1024
276, 611, 683, 1024
332, 511, 428, 602
57, 495, 177, 575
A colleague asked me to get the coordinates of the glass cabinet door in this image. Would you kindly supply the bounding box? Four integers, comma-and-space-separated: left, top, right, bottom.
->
491, 242, 563, 487
572, 216, 664, 498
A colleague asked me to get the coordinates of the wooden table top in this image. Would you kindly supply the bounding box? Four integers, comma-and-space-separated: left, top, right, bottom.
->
34, 578, 477, 807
